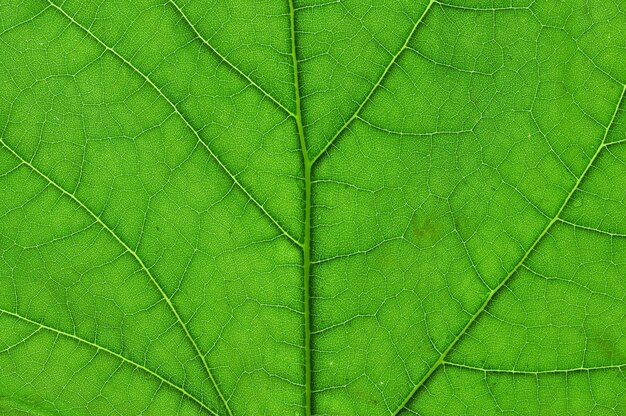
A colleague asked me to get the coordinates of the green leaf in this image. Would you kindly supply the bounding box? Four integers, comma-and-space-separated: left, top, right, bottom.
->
0, 0, 625, 415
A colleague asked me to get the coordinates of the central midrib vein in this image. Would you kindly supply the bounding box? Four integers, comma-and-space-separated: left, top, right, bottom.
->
288, 2, 438, 414
288, 1, 313, 415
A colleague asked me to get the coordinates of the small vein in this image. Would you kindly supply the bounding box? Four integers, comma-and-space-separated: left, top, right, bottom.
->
434, 0, 534, 11
0, 139, 231, 416
309, 0, 437, 165
311, 236, 404, 265
391, 84, 626, 415
557, 218, 626, 238
357, 115, 476, 137
45, 0, 303, 250
0, 4, 51, 37
442, 361, 626, 375
605, 136, 626, 147
0, 308, 218, 416
166, 0, 296, 118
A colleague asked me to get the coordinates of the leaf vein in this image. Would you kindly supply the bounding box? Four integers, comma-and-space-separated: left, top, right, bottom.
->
442, 361, 626, 375
288, 1, 313, 414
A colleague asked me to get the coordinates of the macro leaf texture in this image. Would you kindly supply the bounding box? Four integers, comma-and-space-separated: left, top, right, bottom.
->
0, 0, 625, 414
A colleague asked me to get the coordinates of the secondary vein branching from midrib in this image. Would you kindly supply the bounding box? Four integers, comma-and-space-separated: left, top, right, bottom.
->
391, 84, 626, 415
309, 0, 436, 165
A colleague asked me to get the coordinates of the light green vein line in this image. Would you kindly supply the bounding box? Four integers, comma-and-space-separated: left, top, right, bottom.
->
0, 139, 231, 416
167, 0, 296, 119
0, 4, 50, 37
391, 83, 626, 415
288, 0, 313, 414
309, 0, 436, 165
605, 136, 626, 147
442, 361, 626, 375
45, 0, 303, 250
557, 217, 626, 238
434, 0, 531, 11
0, 308, 217, 416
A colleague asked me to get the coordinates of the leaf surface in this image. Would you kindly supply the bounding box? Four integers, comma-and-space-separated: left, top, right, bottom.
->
0, 0, 625, 415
